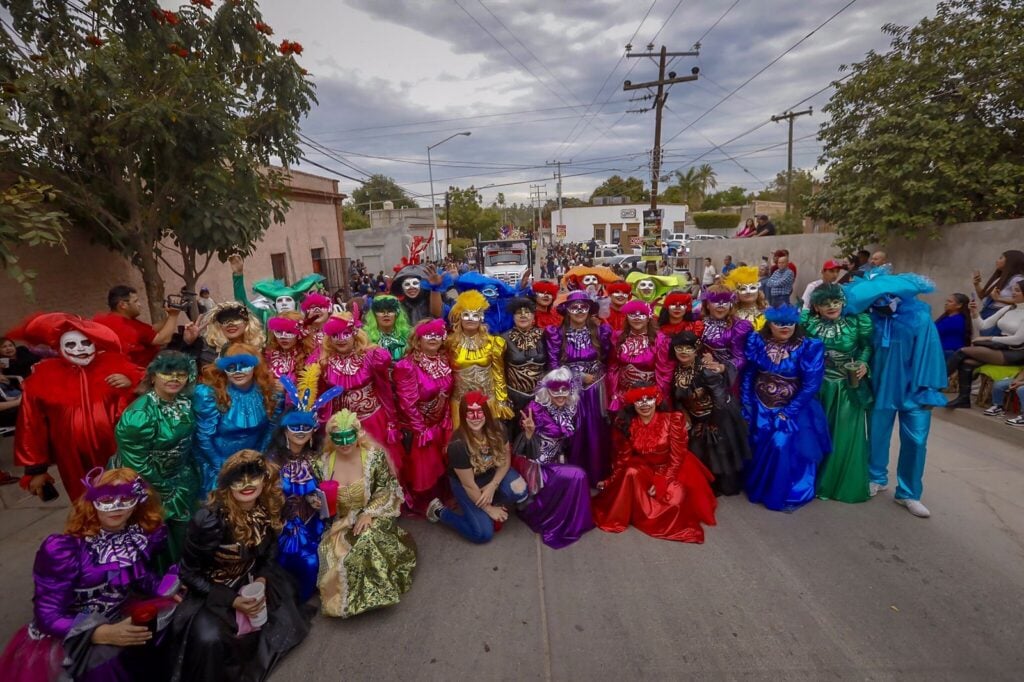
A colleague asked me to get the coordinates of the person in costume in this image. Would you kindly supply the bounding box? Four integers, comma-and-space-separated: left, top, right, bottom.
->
172, 301, 266, 372
169, 451, 310, 682
545, 291, 614, 486
229, 253, 325, 326
724, 265, 767, 331
192, 344, 282, 496
658, 331, 751, 496
112, 351, 200, 567
700, 285, 755, 387
591, 385, 717, 542
316, 409, 416, 618
561, 265, 618, 318
454, 270, 527, 334
393, 319, 454, 515
512, 369, 595, 548
741, 305, 831, 512
531, 280, 563, 328
10, 313, 143, 501
318, 315, 404, 474
502, 297, 549, 426
625, 271, 679, 314
264, 312, 315, 383
446, 290, 514, 426
607, 300, 667, 412
426, 392, 530, 543
843, 269, 947, 518
298, 291, 332, 349
390, 263, 447, 324
604, 281, 633, 330
362, 294, 412, 361
802, 284, 873, 503
0, 467, 175, 682
266, 366, 343, 602
657, 291, 704, 338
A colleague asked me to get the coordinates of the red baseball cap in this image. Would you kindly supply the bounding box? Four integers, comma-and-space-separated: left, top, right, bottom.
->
822, 259, 843, 271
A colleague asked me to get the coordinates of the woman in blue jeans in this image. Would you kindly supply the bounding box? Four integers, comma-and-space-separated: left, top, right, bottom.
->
427, 391, 528, 543
983, 368, 1024, 425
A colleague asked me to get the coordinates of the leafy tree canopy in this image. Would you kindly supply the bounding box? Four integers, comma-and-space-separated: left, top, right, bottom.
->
808, 0, 1024, 248
342, 205, 369, 231
590, 175, 649, 203
702, 185, 753, 211
661, 164, 717, 209
446, 185, 500, 241
756, 169, 815, 214
350, 174, 418, 214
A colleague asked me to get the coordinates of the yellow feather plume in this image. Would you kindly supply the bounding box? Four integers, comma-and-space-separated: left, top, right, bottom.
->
724, 265, 760, 290
297, 363, 322, 410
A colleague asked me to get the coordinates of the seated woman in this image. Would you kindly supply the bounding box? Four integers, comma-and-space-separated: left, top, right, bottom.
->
986, 368, 1024, 425
113, 351, 200, 568
591, 385, 717, 543
170, 450, 309, 682
946, 281, 1024, 408
513, 368, 594, 549
0, 467, 175, 682
934, 293, 973, 360
972, 250, 1024, 326
427, 392, 529, 544
742, 305, 832, 511
316, 409, 416, 618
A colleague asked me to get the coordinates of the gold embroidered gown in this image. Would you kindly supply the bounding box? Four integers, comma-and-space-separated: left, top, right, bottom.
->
448, 332, 514, 425
316, 447, 416, 618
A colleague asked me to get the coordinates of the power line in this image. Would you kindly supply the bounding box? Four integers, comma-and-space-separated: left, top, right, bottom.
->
693, 0, 742, 46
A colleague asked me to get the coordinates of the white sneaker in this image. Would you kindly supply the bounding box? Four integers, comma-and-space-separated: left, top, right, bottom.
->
1005, 415, 1024, 427
983, 405, 1005, 417
869, 482, 887, 497
895, 498, 931, 518
426, 498, 444, 523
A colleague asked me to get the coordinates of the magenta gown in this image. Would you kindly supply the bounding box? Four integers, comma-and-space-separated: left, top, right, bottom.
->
393, 351, 454, 514
514, 400, 595, 548
322, 348, 405, 473
545, 323, 613, 486
607, 330, 670, 411
264, 347, 307, 383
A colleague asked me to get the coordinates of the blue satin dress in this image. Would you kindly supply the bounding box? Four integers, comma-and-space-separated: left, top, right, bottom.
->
741, 333, 832, 511
278, 457, 324, 602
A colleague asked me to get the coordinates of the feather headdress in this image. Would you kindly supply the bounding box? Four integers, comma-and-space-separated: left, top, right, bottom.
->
280, 363, 344, 428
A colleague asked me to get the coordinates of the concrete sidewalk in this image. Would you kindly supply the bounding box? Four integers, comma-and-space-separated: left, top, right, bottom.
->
1, 413, 1022, 680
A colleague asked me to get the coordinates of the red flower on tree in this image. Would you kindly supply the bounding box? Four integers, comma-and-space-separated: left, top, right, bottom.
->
254, 21, 274, 36
278, 40, 303, 55
164, 10, 180, 25
85, 34, 105, 47
191, 0, 214, 8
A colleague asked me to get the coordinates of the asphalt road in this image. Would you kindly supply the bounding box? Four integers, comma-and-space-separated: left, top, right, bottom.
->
1, 410, 1022, 681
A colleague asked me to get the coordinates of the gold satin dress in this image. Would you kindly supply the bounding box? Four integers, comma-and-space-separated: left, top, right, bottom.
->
448, 332, 514, 425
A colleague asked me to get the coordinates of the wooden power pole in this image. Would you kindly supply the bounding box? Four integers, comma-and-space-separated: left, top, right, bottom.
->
770, 107, 813, 214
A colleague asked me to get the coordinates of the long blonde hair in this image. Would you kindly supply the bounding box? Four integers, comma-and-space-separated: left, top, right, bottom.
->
201, 302, 265, 349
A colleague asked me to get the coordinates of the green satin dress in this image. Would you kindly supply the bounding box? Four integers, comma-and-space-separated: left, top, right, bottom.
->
112, 392, 199, 567
802, 311, 874, 503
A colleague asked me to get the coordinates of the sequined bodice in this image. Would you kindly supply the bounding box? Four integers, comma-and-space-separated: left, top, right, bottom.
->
335, 479, 365, 517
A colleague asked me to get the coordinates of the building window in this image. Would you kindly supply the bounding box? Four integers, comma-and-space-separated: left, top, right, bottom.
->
271, 253, 288, 282
593, 225, 606, 242
310, 248, 325, 274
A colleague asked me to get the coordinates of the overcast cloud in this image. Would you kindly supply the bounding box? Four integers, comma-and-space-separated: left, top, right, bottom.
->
246, 1, 939, 203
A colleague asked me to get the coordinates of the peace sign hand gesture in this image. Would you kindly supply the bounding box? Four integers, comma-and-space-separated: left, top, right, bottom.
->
520, 406, 536, 439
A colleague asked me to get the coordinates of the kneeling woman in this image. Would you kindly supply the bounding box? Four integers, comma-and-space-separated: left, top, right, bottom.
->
427, 392, 529, 543
591, 385, 717, 543
513, 368, 595, 548
316, 410, 416, 619
170, 451, 309, 682
0, 468, 173, 682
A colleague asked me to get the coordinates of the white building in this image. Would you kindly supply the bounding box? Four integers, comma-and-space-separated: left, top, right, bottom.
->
556, 202, 688, 250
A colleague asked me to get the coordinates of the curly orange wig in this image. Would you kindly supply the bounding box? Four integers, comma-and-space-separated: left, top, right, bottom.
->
201, 343, 279, 417
65, 468, 165, 538
207, 449, 284, 546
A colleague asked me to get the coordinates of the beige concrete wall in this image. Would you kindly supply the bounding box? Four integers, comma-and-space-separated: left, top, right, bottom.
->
344, 225, 407, 277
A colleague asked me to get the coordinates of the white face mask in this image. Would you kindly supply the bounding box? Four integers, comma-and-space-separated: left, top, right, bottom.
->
60, 330, 96, 366
275, 296, 296, 313
582, 275, 599, 292
402, 278, 421, 298
637, 280, 656, 296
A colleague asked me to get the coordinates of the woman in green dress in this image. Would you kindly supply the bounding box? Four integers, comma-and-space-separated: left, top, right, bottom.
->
802, 284, 873, 503
111, 350, 200, 567
316, 408, 416, 618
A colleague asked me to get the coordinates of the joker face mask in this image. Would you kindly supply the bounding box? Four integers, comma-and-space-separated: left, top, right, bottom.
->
402, 278, 421, 299
60, 330, 96, 366
582, 274, 600, 294
275, 295, 296, 313
636, 280, 656, 298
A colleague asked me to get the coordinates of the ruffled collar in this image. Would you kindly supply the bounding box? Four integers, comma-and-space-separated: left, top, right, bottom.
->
86, 524, 149, 567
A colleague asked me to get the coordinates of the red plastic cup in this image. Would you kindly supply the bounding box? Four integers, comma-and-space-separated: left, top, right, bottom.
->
319, 479, 339, 517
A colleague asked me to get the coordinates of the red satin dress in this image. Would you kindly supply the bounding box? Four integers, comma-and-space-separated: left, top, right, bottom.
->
592, 412, 717, 543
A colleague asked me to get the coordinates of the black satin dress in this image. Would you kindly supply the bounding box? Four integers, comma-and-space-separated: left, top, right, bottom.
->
502, 326, 548, 437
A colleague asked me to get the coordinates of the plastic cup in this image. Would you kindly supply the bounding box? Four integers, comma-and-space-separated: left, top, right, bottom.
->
239, 581, 268, 627
844, 361, 862, 388
319, 479, 339, 517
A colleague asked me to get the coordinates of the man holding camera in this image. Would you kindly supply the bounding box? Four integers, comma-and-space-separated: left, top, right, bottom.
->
93, 285, 181, 368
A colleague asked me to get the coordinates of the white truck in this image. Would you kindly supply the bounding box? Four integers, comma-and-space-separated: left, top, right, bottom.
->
478, 239, 532, 288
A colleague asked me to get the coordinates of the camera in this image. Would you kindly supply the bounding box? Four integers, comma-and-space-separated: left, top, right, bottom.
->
165, 288, 197, 311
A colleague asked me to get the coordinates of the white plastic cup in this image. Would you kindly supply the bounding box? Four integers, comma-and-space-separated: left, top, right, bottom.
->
239, 581, 268, 627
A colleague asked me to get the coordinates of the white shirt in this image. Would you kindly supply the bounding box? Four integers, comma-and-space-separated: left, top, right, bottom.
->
701, 265, 717, 286
801, 279, 824, 309
975, 304, 1024, 347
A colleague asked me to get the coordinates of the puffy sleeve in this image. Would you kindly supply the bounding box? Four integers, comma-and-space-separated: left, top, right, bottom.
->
730, 319, 754, 375
368, 348, 398, 434
908, 306, 950, 406
113, 397, 157, 477
191, 385, 223, 474
853, 313, 874, 366
544, 325, 562, 371
660, 413, 689, 498
597, 323, 614, 361
31, 534, 82, 638
179, 508, 238, 609
782, 338, 826, 421
654, 334, 672, 400
488, 335, 514, 419
740, 333, 762, 422
13, 371, 52, 474
363, 449, 402, 519
393, 358, 427, 434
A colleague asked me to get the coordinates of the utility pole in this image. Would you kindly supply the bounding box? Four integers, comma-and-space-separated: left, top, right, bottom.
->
625, 44, 699, 211
529, 184, 547, 241
770, 107, 813, 214
546, 160, 569, 246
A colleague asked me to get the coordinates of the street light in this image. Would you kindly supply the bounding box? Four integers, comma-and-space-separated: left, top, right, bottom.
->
428, 131, 471, 261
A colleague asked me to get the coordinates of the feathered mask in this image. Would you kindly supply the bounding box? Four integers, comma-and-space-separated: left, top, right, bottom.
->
300, 293, 331, 313
449, 290, 490, 325
724, 265, 761, 291
280, 364, 344, 429
764, 304, 802, 325
623, 385, 661, 404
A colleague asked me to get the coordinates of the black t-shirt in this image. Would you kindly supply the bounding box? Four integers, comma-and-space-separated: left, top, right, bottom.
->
759, 221, 776, 236
447, 438, 498, 487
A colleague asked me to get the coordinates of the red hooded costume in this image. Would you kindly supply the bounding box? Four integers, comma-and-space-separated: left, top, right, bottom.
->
531, 281, 563, 329
604, 282, 633, 331
9, 313, 143, 499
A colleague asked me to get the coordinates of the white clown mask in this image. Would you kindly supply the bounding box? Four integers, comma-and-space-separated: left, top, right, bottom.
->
402, 278, 421, 298
60, 330, 96, 366
636, 280, 656, 297
582, 274, 600, 294
275, 295, 296, 313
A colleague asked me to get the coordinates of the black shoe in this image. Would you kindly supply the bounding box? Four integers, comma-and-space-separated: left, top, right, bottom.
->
945, 396, 972, 409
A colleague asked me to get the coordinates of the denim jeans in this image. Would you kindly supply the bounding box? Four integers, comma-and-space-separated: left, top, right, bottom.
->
440, 469, 528, 544
991, 379, 1024, 410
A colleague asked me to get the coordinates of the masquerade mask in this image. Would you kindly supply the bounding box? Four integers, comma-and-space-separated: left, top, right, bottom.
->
535, 292, 553, 302
549, 388, 571, 398
215, 353, 260, 374
634, 396, 657, 408
764, 304, 802, 326
275, 295, 296, 313
582, 275, 599, 288
674, 345, 698, 355
331, 329, 357, 342
514, 307, 534, 317
460, 311, 483, 323
330, 429, 358, 446
422, 332, 445, 341
82, 467, 148, 511
668, 303, 687, 311
737, 283, 761, 295
636, 280, 656, 295
286, 423, 315, 434
60, 330, 96, 366
229, 475, 265, 492
480, 286, 499, 299
611, 292, 629, 302
218, 459, 268, 490
214, 306, 249, 325
567, 303, 590, 315
627, 312, 649, 321
155, 371, 190, 383
402, 278, 421, 296
273, 330, 298, 341
466, 407, 486, 421
819, 300, 844, 312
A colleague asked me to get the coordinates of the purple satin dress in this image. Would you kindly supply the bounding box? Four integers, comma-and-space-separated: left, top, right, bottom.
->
0, 526, 169, 682
700, 317, 754, 388
514, 400, 595, 548
545, 323, 613, 486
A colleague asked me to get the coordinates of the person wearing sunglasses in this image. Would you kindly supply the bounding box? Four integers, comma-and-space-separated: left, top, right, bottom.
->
112, 351, 200, 568
592, 385, 717, 542
192, 344, 283, 496
394, 319, 455, 515
446, 290, 514, 428
741, 305, 831, 512
0, 467, 174, 681
171, 450, 309, 681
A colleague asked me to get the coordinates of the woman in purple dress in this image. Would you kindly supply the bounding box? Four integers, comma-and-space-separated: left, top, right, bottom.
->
545, 291, 613, 486
699, 285, 755, 389
512, 368, 595, 548
0, 467, 175, 682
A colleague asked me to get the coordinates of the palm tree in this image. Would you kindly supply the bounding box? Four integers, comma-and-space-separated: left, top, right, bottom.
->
674, 168, 704, 209
696, 163, 718, 197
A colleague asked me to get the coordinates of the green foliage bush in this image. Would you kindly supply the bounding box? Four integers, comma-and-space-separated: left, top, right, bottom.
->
691, 212, 741, 231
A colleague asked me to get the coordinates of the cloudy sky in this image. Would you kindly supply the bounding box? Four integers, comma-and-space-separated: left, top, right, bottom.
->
254, 0, 940, 205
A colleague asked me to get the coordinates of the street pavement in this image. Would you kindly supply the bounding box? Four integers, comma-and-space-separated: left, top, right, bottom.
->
1, 410, 1022, 681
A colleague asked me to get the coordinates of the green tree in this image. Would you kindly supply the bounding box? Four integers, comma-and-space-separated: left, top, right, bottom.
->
445, 186, 499, 241
702, 185, 752, 210
808, 0, 1024, 248
0, 177, 67, 295
1, 0, 315, 317
757, 169, 815, 214
589, 175, 649, 203
350, 174, 418, 214
662, 165, 716, 208
342, 205, 370, 230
